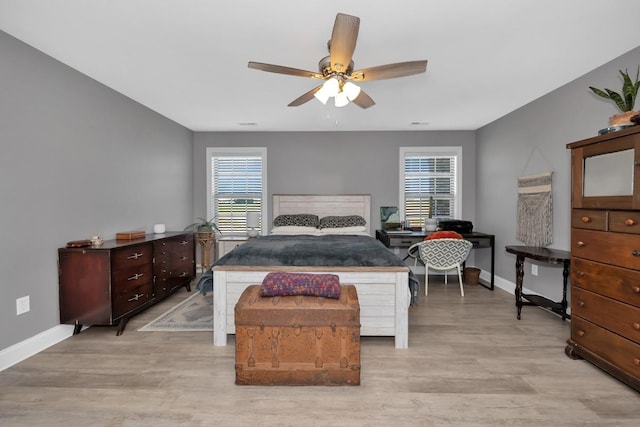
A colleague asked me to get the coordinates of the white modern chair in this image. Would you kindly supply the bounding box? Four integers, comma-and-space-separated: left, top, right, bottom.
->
415, 238, 473, 296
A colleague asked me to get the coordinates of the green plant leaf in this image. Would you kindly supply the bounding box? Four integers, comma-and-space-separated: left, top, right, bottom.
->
621, 69, 635, 111
589, 66, 640, 112
589, 86, 612, 99
605, 89, 627, 112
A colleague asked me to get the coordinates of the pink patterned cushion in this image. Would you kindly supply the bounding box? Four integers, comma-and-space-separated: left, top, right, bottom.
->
259, 272, 341, 298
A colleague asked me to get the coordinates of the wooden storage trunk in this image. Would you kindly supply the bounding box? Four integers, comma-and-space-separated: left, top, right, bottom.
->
234, 284, 360, 386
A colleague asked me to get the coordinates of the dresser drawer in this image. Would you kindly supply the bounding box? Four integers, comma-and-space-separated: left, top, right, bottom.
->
154, 257, 170, 278
571, 316, 640, 379
572, 229, 640, 270
157, 236, 193, 253
609, 211, 640, 235
572, 209, 607, 231
113, 282, 152, 318
112, 264, 153, 290
571, 257, 640, 308
388, 236, 421, 248
171, 249, 193, 266
112, 244, 152, 268
572, 287, 640, 344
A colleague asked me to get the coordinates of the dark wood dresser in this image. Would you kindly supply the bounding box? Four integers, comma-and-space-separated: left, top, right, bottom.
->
566, 126, 640, 391
58, 232, 195, 335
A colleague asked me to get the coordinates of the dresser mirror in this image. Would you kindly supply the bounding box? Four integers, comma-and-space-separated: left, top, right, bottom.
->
583, 148, 634, 197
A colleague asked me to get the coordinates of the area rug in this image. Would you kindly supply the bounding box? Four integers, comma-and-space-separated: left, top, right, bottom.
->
138, 292, 213, 331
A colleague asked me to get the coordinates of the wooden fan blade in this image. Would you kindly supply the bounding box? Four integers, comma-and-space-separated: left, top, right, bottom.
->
248, 62, 323, 79
330, 13, 360, 74
351, 60, 428, 81
288, 85, 323, 107
351, 89, 375, 109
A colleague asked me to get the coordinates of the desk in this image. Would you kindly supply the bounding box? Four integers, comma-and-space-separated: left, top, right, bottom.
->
505, 245, 570, 320
376, 230, 495, 290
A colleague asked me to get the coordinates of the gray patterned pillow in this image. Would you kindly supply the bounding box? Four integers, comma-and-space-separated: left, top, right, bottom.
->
273, 214, 320, 228
319, 215, 367, 229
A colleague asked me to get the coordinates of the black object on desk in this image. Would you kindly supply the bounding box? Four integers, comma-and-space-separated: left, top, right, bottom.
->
505, 245, 571, 320
376, 229, 495, 290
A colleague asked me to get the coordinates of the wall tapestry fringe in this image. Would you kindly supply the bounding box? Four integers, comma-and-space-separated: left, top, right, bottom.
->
517, 172, 553, 247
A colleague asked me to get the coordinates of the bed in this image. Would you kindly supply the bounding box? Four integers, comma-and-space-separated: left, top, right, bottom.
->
209, 194, 412, 349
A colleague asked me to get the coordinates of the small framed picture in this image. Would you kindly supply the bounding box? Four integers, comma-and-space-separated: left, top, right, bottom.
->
380, 206, 400, 229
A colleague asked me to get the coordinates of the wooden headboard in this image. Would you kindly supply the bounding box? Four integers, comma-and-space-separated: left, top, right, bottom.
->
273, 194, 372, 235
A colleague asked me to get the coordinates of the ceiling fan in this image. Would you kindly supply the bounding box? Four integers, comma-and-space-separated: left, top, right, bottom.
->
248, 13, 428, 109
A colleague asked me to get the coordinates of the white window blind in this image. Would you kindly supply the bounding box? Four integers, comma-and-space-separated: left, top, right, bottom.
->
207, 148, 267, 235
400, 147, 461, 227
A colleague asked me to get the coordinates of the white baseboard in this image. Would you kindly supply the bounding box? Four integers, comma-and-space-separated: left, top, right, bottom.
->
481, 270, 515, 294
0, 324, 75, 372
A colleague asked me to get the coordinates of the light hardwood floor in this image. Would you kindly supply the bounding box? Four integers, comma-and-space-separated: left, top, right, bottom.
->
1, 277, 639, 427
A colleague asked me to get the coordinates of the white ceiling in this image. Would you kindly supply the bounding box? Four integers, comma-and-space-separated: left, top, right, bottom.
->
1, 0, 640, 132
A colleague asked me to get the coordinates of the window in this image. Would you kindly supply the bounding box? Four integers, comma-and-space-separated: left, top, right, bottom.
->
207, 147, 267, 236
399, 147, 462, 227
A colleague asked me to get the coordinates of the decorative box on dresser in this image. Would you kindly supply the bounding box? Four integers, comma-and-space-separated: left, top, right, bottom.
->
566, 126, 640, 391
58, 232, 195, 335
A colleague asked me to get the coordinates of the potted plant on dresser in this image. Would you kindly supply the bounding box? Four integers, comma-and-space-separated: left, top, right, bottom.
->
589, 66, 639, 128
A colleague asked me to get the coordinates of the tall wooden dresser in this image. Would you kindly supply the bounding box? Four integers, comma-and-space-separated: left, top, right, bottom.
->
58, 232, 195, 335
566, 126, 640, 391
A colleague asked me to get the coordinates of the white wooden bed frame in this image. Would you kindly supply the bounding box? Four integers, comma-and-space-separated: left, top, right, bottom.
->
212, 194, 410, 348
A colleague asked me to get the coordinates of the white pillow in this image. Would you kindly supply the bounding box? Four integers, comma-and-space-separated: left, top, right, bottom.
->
270, 226, 321, 235
318, 226, 369, 235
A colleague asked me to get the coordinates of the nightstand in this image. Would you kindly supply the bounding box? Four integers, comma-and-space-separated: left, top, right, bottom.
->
217, 236, 248, 260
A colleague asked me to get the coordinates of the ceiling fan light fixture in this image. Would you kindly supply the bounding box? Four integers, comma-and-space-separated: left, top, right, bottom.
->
334, 92, 349, 107
323, 77, 340, 97
248, 13, 427, 109
313, 89, 330, 104
343, 81, 361, 101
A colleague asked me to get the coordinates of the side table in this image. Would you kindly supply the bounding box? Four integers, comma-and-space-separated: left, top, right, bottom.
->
195, 232, 217, 271
505, 245, 571, 320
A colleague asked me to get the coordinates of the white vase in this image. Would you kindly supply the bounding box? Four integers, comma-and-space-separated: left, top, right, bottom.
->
424, 218, 438, 232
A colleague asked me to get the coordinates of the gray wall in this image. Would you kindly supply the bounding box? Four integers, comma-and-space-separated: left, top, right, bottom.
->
476, 46, 640, 301
193, 131, 477, 231
0, 31, 194, 352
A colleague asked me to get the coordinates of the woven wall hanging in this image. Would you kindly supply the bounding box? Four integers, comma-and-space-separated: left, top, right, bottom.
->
516, 171, 553, 247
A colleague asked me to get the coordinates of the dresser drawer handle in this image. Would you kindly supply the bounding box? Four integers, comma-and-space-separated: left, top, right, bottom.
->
179, 272, 189, 278
576, 271, 585, 277
633, 286, 640, 294
577, 241, 585, 247
625, 219, 636, 226
634, 358, 640, 367
581, 216, 591, 223
576, 330, 585, 337
127, 252, 144, 260
179, 256, 188, 261
633, 323, 640, 330
633, 250, 640, 257
180, 240, 189, 246
127, 293, 145, 302
127, 273, 143, 281
578, 300, 585, 307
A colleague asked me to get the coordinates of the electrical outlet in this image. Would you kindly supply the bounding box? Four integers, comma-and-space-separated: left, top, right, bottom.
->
16, 296, 30, 315
531, 264, 538, 276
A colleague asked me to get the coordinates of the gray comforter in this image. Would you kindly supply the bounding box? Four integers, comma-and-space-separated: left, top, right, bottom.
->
196, 234, 419, 304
